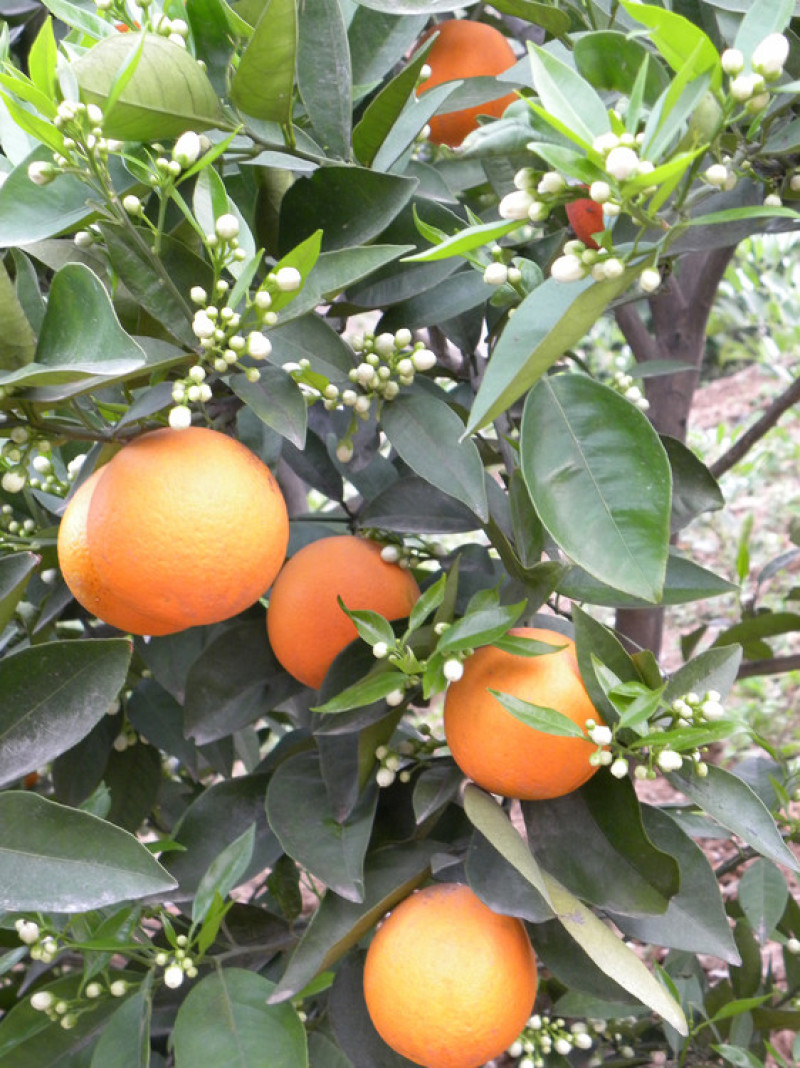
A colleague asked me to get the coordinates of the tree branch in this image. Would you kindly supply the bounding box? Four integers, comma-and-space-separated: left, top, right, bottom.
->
614, 300, 660, 363
709, 373, 800, 479
737, 654, 800, 679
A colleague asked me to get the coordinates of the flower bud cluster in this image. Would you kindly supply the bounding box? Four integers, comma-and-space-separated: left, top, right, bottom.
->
15, 919, 59, 963
721, 34, 789, 116
154, 936, 198, 988
610, 369, 650, 412
30, 976, 128, 1031
1, 432, 77, 514
374, 729, 441, 789
507, 1013, 594, 1067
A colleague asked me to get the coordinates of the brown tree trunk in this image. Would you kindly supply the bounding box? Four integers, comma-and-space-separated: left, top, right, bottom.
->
613, 246, 736, 656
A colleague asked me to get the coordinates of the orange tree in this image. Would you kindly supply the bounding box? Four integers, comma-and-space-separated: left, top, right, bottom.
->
0, 1, 798, 1065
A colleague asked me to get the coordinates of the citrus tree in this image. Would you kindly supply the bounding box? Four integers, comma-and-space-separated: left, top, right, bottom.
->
0, 0, 799, 1065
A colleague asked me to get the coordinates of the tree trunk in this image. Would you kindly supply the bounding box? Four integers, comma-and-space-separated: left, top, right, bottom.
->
613, 245, 736, 656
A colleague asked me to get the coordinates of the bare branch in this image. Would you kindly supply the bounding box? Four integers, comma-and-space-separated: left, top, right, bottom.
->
709, 373, 800, 479
614, 301, 660, 363
737, 654, 800, 679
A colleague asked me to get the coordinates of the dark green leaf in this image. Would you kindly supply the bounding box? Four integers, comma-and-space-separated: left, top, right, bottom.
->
0, 261, 36, 370
73, 33, 223, 139
557, 551, 738, 607
266, 751, 378, 902
737, 858, 789, 946
297, 0, 351, 159
0, 638, 132, 787
521, 375, 672, 602
173, 970, 308, 1068
611, 805, 740, 962
313, 668, 408, 715
467, 269, 638, 432
0, 792, 176, 910
492, 1, 570, 34
360, 475, 483, 533
229, 368, 307, 449
89, 985, 151, 1068
664, 435, 725, 533
104, 741, 162, 832
525, 773, 680, 917
670, 765, 799, 873
574, 31, 667, 104
0, 552, 38, 633
466, 829, 553, 922
328, 953, 420, 1067
493, 692, 587, 738
381, 390, 488, 520
193, 824, 256, 925
232, 0, 298, 124
713, 611, 800, 653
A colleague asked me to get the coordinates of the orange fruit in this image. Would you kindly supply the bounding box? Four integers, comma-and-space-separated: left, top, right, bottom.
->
266, 534, 420, 689
417, 20, 518, 147
566, 197, 604, 249
363, 882, 537, 1068
58, 426, 289, 635
443, 626, 603, 800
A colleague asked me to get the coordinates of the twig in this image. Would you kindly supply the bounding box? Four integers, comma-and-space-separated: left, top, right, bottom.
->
709, 373, 800, 480
737, 654, 800, 679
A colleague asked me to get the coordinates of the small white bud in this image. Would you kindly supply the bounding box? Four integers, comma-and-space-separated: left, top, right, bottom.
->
639, 267, 661, 293
483, 262, 509, 286
589, 725, 612, 746
721, 48, 744, 75
498, 189, 534, 221
109, 981, 127, 997
169, 405, 193, 430
191, 311, 215, 339
394, 328, 412, 348
386, 688, 405, 707
215, 213, 240, 240
380, 545, 401, 563
657, 748, 683, 772
163, 964, 184, 989
376, 767, 396, 788
752, 33, 790, 80
730, 73, 760, 101
527, 199, 549, 222
537, 170, 565, 195
764, 193, 782, 207
410, 347, 436, 372
27, 161, 56, 186
31, 990, 54, 1010
254, 289, 272, 310
173, 130, 202, 167
605, 145, 639, 181
274, 266, 302, 292
555, 1038, 573, 1056
443, 658, 464, 683
589, 180, 611, 203
247, 332, 272, 360
2, 471, 26, 494
786, 937, 800, 955
85, 982, 102, 998
592, 131, 620, 154
550, 253, 585, 283
372, 641, 389, 659
336, 442, 353, 463
122, 194, 141, 216
610, 758, 629, 779
704, 163, 729, 187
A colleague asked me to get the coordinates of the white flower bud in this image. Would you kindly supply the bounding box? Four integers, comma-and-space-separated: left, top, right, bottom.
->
16, 920, 40, 944
335, 442, 353, 463
2, 471, 26, 494
246, 332, 272, 360
170, 17, 189, 36
163, 964, 184, 989
122, 194, 141, 216
27, 161, 56, 186
786, 937, 800, 955
443, 658, 464, 683
498, 189, 534, 220
590, 180, 611, 203
372, 641, 389, 659
592, 131, 620, 154
605, 146, 639, 181
215, 213, 239, 240
513, 167, 536, 190
589, 725, 612, 746
701, 699, 725, 721
109, 980, 127, 997
527, 200, 549, 222
483, 262, 508, 286
537, 170, 565, 195
764, 193, 782, 207
639, 267, 661, 293
275, 266, 302, 292
657, 748, 683, 772
386, 688, 405, 707
752, 33, 789, 80
394, 328, 412, 348
376, 767, 396, 788
380, 545, 400, 563
550, 253, 585, 283
173, 130, 202, 167
746, 91, 771, 113
411, 347, 436, 372
730, 73, 760, 101
555, 1038, 573, 1055
610, 758, 629, 779
169, 405, 192, 430
704, 163, 729, 187
721, 48, 744, 75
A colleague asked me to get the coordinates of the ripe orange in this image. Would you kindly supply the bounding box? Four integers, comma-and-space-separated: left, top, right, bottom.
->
417, 20, 518, 147
443, 627, 603, 800
266, 534, 419, 689
363, 882, 537, 1068
58, 426, 289, 635
566, 197, 604, 249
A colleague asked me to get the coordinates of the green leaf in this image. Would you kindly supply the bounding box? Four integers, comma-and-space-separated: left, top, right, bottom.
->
231, 0, 297, 125
463, 784, 554, 910
270, 842, 436, 1003
279, 167, 417, 254
173, 970, 308, 1068
296, 0, 351, 158
73, 33, 223, 139
266, 751, 378, 902
621, 1, 721, 89
541, 870, 688, 1033
527, 43, 611, 150
89, 985, 151, 1068
737, 858, 789, 946
686, 205, 800, 227
610, 805, 740, 963
403, 214, 521, 262
21, 16, 57, 104
493, 692, 587, 738
521, 375, 672, 602
491, 1, 570, 35
193, 823, 256, 925
435, 600, 526, 655
572, 606, 639, 727
313, 669, 408, 715
557, 551, 738, 607
351, 1, 469, 11
0, 552, 38, 632
381, 390, 488, 521
0, 638, 132, 787
0, 792, 176, 910
670, 765, 799, 873
712, 611, 800, 653
574, 31, 668, 105
524, 773, 680, 917
664, 645, 743, 704
229, 368, 307, 449
467, 269, 638, 433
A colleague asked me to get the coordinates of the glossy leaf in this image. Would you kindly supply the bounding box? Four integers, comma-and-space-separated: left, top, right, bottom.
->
611, 805, 740, 963
737, 859, 789, 946
266, 751, 378, 902
89, 985, 151, 1068
231, 0, 298, 124
381, 390, 488, 520
404, 215, 521, 262
557, 551, 738, 608
173, 969, 308, 1067
527, 44, 611, 149
297, 0, 351, 159
574, 31, 667, 104
466, 829, 553, 922
524, 773, 680, 917
521, 375, 672, 602
491, 1, 570, 34
0, 260, 36, 369
0, 792, 176, 910
230, 368, 307, 449
493, 692, 587, 738
670, 765, 799, 873
467, 269, 637, 432
193, 824, 256, 925
621, 1, 722, 88
360, 475, 483, 533
0, 637, 132, 787
270, 842, 437, 1002
73, 33, 223, 139
663, 645, 743, 704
